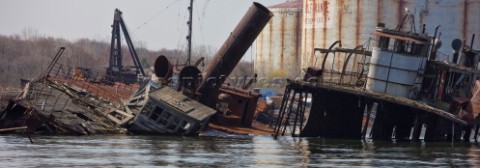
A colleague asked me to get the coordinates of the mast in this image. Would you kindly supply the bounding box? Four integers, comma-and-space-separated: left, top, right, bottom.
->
186, 0, 193, 66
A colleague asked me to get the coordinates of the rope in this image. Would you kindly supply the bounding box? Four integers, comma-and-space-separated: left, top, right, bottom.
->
133, 0, 181, 33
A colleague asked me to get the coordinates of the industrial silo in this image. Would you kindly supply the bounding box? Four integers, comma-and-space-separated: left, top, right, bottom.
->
302, 0, 480, 69
255, 0, 303, 79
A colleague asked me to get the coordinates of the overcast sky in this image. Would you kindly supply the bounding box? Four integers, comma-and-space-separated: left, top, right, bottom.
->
0, 0, 284, 51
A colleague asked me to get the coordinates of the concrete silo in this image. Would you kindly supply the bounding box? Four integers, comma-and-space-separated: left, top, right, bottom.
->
255, 0, 303, 79
302, 0, 480, 69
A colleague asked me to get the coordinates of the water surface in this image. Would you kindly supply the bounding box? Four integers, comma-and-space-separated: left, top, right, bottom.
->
0, 135, 479, 167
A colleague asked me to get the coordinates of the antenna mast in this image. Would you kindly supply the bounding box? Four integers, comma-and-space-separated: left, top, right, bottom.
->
186, 0, 193, 66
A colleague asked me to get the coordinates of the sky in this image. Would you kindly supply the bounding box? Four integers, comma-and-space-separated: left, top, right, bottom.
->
0, 0, 285, 51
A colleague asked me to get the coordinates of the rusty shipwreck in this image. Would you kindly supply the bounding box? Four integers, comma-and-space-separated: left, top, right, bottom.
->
272, 22, 480, 142
1, 1, 479, 143
0, 2, 274, 136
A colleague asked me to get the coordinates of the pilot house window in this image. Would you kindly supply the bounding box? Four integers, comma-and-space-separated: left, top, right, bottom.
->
378, 35, 427, 57
149, 107, 164, 122
144, 103, 188, 132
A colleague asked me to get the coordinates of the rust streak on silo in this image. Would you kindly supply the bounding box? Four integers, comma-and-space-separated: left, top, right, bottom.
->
295, 8, 302, 75
258, 26, 264, 75
322, 0, 329, 48
311, 0, 317, 66
463, 0, 469, 41
419, 0, 428, 26
269, 19, 273, 73
338, 0, 344, 42
280, 14, 286, 69
355, 0, 362, 46
398, 0, 406, 30
303, 1, 309, 67
376, 0, 383, 25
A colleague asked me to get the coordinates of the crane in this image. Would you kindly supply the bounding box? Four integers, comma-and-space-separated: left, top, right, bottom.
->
105, 9, 146, 84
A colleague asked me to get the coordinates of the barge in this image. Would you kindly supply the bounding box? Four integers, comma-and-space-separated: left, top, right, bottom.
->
273, 24, 480, 142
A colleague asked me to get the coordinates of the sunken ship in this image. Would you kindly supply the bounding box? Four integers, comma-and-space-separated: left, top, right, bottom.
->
0, 2, 274, 137
1, 1, 479, 143
272, 24, 479, 142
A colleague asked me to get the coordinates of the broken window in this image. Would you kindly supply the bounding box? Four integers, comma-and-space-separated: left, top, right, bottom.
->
378, 36, 390, 51
394, 40, 406, 53
143, 102, 153, 117
167, 116, 180, 130
411, 43, 427, 57
150, 107, 164, 122
158, 111, 172, 125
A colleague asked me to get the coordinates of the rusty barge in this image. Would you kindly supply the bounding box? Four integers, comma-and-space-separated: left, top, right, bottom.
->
272, 23, 480, 142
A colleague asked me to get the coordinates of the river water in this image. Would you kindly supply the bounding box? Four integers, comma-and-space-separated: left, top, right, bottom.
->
0, 134, 479, 167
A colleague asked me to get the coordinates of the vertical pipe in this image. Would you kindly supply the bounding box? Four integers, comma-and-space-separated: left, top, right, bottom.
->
470, 34, 475, 51
196, 3, 273, 107
411, 113, 423, 141
292, 91, 303, 136
187, 0, 193, 66
362, 101, 373, 139
422, 24, 426, 34
298, 92, 307, 134
429, 25, 440, 61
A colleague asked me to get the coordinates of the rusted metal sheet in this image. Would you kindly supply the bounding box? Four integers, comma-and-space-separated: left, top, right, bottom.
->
215, 85, 260, 127
255, 0, 303, 78
7, 80, 131, 135
197, 2, 273, 107
301, 0, 480, 68
0, 47, 137, 135
274, 79, 470, 141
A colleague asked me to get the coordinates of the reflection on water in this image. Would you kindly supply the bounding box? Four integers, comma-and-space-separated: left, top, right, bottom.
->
0, 135, 479, 167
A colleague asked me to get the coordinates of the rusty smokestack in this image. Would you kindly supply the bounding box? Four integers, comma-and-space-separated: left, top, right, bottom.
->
196, 2, 273, 106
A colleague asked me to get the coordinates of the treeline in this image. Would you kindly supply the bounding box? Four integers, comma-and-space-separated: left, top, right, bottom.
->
0, 33, 253, 88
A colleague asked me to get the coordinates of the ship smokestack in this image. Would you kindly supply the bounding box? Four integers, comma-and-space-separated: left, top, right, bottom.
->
195, 2, 273, 107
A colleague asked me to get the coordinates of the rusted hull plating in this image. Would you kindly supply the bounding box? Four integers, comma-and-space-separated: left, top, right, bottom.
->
274, 80, 474, 142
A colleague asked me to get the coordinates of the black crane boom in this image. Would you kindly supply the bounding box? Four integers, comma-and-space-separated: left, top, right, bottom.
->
106, 9, 145, 84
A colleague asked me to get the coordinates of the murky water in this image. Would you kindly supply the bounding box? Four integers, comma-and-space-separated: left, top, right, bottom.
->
0, 134, 479, 167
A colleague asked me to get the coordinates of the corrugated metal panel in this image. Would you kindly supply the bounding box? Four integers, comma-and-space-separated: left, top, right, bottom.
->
301, 0, 480, 68
255, 4, 303, 79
